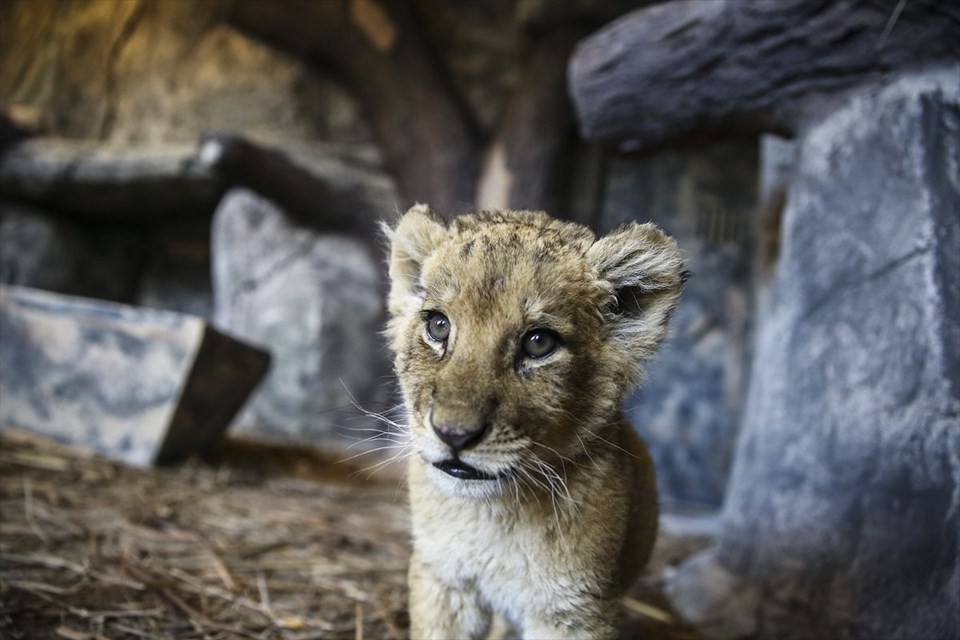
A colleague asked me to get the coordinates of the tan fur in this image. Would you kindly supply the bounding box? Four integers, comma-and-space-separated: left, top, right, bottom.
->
385, 206, 684, 639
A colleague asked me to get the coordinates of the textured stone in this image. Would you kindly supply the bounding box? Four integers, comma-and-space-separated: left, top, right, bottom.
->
0, 202, 142, 302
671, 68, 960, 639
0, 286, 270, 466
211, 188, 390, 442
0, 0, 369, 145
599, 138, 757, 505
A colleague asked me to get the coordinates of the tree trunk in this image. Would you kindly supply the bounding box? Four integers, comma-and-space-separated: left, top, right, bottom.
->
478, 28, 582, 219
229, 0, 480, 215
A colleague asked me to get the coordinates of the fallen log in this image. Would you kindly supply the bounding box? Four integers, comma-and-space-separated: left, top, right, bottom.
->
198, 134, 395, 235
569, 0, 960, 150
0, 139, 221, 220
0, 136, 396, 231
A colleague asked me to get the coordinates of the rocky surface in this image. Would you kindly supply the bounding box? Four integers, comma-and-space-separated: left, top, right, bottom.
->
0, 0, 369, 145
0, 135, 397, 319
0, 285, 269, 466
211, 189, 392, 443
669, 68, 960, 639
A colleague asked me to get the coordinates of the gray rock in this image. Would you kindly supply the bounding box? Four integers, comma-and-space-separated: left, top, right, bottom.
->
758, 135, 797, 210
670, 68, 960, 639
664, 551, 761, 640
0, 202, 143, 302
211, 188, 391, 443
0, 285, 269, 466
599, 138, 758, 505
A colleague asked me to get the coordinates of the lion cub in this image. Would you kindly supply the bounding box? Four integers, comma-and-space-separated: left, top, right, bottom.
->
385, 206, 684, 640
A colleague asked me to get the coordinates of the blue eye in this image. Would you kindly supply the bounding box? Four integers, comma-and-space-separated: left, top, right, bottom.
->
521, 329, 559, 359
426, 312, 450, 341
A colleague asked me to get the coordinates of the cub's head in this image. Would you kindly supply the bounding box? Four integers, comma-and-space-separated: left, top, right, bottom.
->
385, 206, 684, 498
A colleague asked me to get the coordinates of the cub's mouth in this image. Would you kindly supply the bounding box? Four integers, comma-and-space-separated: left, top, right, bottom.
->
433, 459, 498, 481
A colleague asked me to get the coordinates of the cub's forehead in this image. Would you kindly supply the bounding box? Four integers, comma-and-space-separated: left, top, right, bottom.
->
419, 216, 603, 325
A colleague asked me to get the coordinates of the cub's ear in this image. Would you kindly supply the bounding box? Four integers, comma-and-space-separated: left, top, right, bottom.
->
384, 204, 448, 319
586, 221, 686, 362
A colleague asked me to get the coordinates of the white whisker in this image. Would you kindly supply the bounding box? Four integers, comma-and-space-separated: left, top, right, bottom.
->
337, 442, 408, 464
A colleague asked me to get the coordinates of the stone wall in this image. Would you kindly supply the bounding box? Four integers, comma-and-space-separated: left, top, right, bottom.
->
669, 67, 960, 640
0, 0, 369, 145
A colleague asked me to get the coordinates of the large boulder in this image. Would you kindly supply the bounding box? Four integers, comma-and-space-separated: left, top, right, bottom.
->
212, 188, 391, 443
669, 68, 960, 639
0, 286, 269, 466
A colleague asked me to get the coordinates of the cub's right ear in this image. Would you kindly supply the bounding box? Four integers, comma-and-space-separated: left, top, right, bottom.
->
384, 204, 447, 319
586, 221, 685, 365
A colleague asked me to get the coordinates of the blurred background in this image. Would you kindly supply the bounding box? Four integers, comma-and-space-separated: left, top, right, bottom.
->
0, 0, 957, 639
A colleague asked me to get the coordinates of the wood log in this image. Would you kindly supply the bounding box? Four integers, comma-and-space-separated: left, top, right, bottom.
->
0, 139, 222, 220
0, 136, 396, 233
569, 0, 960, 151
229, 0, 480, 215
197, 134, 395, 235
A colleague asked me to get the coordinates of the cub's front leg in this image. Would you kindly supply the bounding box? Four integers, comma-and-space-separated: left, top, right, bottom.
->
522, 592, 620, 640
408, 554, 491, 640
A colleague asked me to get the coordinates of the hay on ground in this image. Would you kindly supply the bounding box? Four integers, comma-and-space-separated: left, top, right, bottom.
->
0, 428, 708, 640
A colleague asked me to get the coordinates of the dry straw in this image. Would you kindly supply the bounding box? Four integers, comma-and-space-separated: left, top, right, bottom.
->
0, 428, 704, 640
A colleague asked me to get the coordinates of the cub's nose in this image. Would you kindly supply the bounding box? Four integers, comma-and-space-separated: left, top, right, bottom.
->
432, 420, 490, 453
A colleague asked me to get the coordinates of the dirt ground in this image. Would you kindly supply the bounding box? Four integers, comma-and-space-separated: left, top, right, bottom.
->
0, 429, 709, 639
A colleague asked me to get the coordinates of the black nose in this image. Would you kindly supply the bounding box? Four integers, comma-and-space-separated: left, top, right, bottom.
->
432, 421, 490, 453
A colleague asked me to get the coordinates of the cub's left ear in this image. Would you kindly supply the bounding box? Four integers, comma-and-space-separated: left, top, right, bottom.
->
384, 204, 448, 320
586, 221, 687, 362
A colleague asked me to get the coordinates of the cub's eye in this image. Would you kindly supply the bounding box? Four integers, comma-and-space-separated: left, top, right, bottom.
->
426, 312, 451, 342
521, 329, 559, 359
